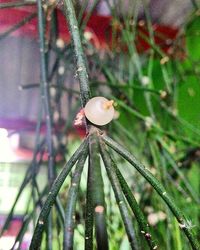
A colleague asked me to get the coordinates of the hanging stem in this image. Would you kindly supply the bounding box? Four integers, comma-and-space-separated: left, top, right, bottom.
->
0, 139, 45, 237
11, 185, 48, 250
37, 0, 55, 247
55, 197, 65, 225
0, 1, 35, 9
63, 0, 91, 107
85, 153, 94, 250
29, 139, 88, 250
20, 83, 80, 95
101, 134, 200, 250
89, 129, 109, 250
113, 159, 157, 249
99, 139, 138, 250
46, 215, 53, 250
63, 151, 88, 250
37, 0, 55, 184
79, 0, 100, 32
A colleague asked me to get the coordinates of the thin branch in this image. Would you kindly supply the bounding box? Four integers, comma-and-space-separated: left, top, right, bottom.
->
0, 1, 35, 9
0, 12, 37, 41
55, 197, 65, 225
37, 0, 55, 247
99, 139, 138, 250
37, 0, 55, 184
63, 0, 91, 107
113, 158, 157, 249
91, 80, 161, 95
63, 150, 88, 250
80, 0, 100, 31
29, 139, 88, 250
46, 215, 53, 250
102, 134, 200, 250
20, 83, 80, 95
85, 152, 94, 250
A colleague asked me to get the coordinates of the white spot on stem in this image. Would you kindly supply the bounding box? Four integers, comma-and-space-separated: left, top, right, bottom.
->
56, 38, 65, 49
77, 67, 83, 72
58, 66, 65, 75
39, 220, 44, 225
145, 117, 153, 129
84, 31, 93, 40
160, 56, 169, 64
141, 76, 150, 86
179, 223, 186, 229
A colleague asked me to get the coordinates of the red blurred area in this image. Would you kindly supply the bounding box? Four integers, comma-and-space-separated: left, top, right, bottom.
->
0, 2, 180, 151
0, 3, 179, 53
0, 217, 22, 237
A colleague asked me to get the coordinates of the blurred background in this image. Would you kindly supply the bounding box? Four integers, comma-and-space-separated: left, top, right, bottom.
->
0, 0, 200, 249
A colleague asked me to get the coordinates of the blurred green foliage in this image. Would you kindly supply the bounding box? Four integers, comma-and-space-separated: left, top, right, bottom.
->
82, 9, 200, 249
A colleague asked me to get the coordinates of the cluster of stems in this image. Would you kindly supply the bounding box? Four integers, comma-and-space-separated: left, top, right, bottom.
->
30, 0, 199, 249
0, 0, 199, 249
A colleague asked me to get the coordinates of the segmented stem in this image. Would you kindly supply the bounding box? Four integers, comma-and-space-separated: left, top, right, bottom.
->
64, 151, 88, 250
63, 0, 91, 107
99, 140, 138, 250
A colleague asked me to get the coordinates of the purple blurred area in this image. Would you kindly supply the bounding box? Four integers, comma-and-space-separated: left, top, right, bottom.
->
0, 215, 31, 249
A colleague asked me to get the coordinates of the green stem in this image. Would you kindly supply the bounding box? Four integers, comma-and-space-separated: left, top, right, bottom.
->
91, 80, 161, 95
63, 151, 88, 250
29, 139, 88, 250
80, 0, 100, 32
55, 197, 65, 225
78, 0, 89, 23
99, 140, 138, 250
89, 130, 109, 250
173, 218, 182, 250
102, 134, 200, 250
63, 0, 91, 107
85, 153, 94, 250
37, 0, 55, 246
114, 159, 157, 249
46, 214, 53, 250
